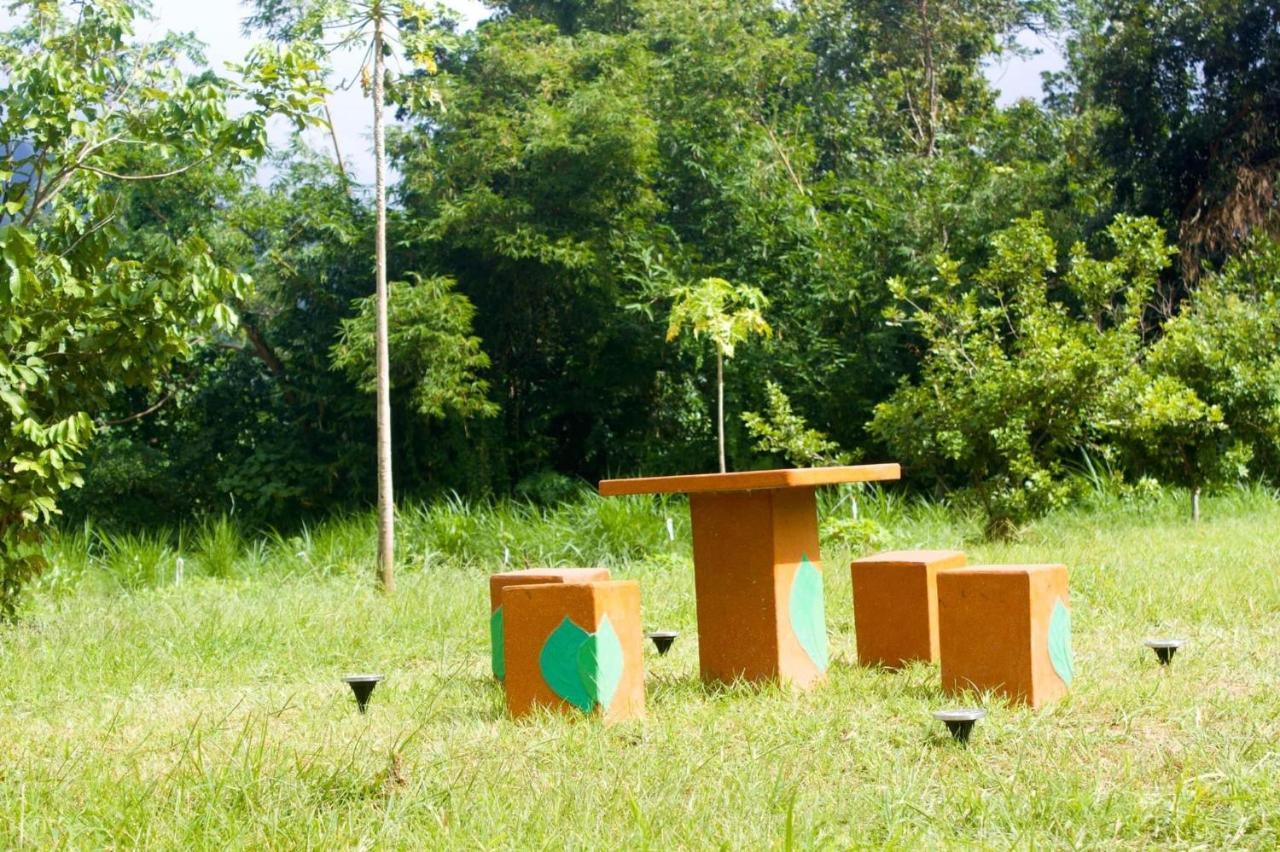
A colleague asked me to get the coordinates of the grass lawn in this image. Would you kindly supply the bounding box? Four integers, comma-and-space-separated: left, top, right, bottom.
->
2, 488, 1279, 848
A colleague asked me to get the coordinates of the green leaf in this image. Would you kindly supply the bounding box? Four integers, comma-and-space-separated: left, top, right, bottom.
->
578, 613, 624, 712
490, 605, 505, 680
1048, 598, 1073, 686
539, 616, 594, 712
788, 555, 828, 673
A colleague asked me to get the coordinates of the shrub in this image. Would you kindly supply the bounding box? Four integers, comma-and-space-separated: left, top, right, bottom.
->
869, 214, 1189, 536
1132, 236, 1280, 492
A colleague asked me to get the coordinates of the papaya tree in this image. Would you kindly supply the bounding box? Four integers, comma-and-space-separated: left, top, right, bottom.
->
666, 277, 772, 473
247, 0, 457, 593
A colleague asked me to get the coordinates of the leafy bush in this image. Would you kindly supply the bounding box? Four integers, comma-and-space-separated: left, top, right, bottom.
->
1132, 237, 1280, 490
869, 214, 1187, 536
0, 3, 320, 615
332, 275, 498, 421
743, 382, 851, 467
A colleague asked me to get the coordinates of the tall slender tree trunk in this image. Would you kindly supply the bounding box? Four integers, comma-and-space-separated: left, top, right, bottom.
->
717, 351, 726, 473
372, 10, 395, 593
323, 98, 351, 191
919, 0, 938, 158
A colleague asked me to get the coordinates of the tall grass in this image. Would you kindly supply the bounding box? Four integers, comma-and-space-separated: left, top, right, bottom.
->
34, 480, 1275, 601
36, 489, 700, 599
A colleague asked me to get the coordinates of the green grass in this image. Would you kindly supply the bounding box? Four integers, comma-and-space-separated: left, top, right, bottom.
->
3, 486, 1280, 848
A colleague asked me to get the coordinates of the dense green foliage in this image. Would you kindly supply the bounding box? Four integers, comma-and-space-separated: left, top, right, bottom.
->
1134, 237, 1280, 489
1062, 0, 1280, 277
871, 214, 1175, 535
5, 0, 1279, 554
0, 1, 321, 613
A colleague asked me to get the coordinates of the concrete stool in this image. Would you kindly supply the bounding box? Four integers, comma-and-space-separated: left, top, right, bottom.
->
937, 564, 1073, 708
489, 568, 611, 680
851, 550, 966, 668
502, 580, 644, 722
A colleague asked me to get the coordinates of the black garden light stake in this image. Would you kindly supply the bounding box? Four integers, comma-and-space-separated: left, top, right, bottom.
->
342, 673, 385, 713
933, 708, 986, 744
1144, 638, 1187, 666
647, 631, 679, 656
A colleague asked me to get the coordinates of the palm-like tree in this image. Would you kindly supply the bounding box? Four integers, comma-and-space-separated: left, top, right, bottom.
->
666, 277, 772, 473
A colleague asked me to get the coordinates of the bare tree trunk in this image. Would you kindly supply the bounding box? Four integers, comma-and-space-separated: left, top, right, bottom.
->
1191, 486, 1201, 523
919, 0, 938, 158
717, 351, 726, 473
323, 98, 352, 191
372, 11, 395, 593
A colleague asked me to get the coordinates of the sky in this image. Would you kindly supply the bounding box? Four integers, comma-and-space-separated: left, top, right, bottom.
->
16, 1, 1065, 185
136, 0, 491, 184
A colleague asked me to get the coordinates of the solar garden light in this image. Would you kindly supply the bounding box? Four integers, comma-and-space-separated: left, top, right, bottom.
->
933, 708, 986, 744
647, 631, 679, 656
342, 674, 385, 713
1144, 638, 1187, 666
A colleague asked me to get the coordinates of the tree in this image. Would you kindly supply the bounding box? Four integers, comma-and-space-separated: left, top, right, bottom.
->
803, 0, 1062, 159
0, 0, 320, 615
666, 277, 772, 473
491, 0, 637, 33
1062, 0, 1280, 281
246, 0, 456, 592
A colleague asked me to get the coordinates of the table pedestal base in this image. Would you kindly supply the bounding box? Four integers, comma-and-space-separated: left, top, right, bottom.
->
689, 487, 828, 689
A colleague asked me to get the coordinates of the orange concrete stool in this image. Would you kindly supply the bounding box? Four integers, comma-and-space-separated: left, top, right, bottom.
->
489, 568, 611, 680
502, 580, 644, 723
851, 550, 966, 668
937, 564, 1074, 708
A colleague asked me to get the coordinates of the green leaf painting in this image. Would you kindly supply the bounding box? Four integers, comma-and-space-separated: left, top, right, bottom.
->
578, 615, 625, 712
540, 617, 595, 712
1048, 598, 1074, 686
490, 606, 505, 680
788, 555, 828, 673
539, 615, 626, 713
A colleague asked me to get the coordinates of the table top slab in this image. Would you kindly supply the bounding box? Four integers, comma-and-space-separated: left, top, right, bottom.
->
598, 464, 901, 496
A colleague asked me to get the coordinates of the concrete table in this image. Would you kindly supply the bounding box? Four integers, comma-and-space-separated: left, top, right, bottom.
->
599, 465, 901, 689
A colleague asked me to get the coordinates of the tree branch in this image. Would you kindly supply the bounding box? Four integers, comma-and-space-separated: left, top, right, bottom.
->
98, 393, 172, 427
78, 152, 217, 182
240, 316, 299, 405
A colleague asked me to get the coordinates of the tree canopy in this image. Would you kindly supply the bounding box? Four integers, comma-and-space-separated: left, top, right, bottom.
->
3, 0, 1278, 594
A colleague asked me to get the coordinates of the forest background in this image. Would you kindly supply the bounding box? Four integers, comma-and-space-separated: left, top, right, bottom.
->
6, 0, 1280, 551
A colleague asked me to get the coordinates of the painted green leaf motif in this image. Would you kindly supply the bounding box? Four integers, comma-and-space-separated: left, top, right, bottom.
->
789, 555, 828, 673
539, 617, 594, 712
490, 606, 505, 681
1048, 599, 1074, 686
579, 614, 624, 711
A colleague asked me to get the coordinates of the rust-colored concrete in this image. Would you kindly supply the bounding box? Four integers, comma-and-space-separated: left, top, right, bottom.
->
937, 564, 1070, 708
598, 466, 894, 690
488, 568, 611, 613
488, 568, 611, 681
851, 550, 967, 668
599, 464, 901, 497
690, 487, 825, 689
502, 580, 644, 723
